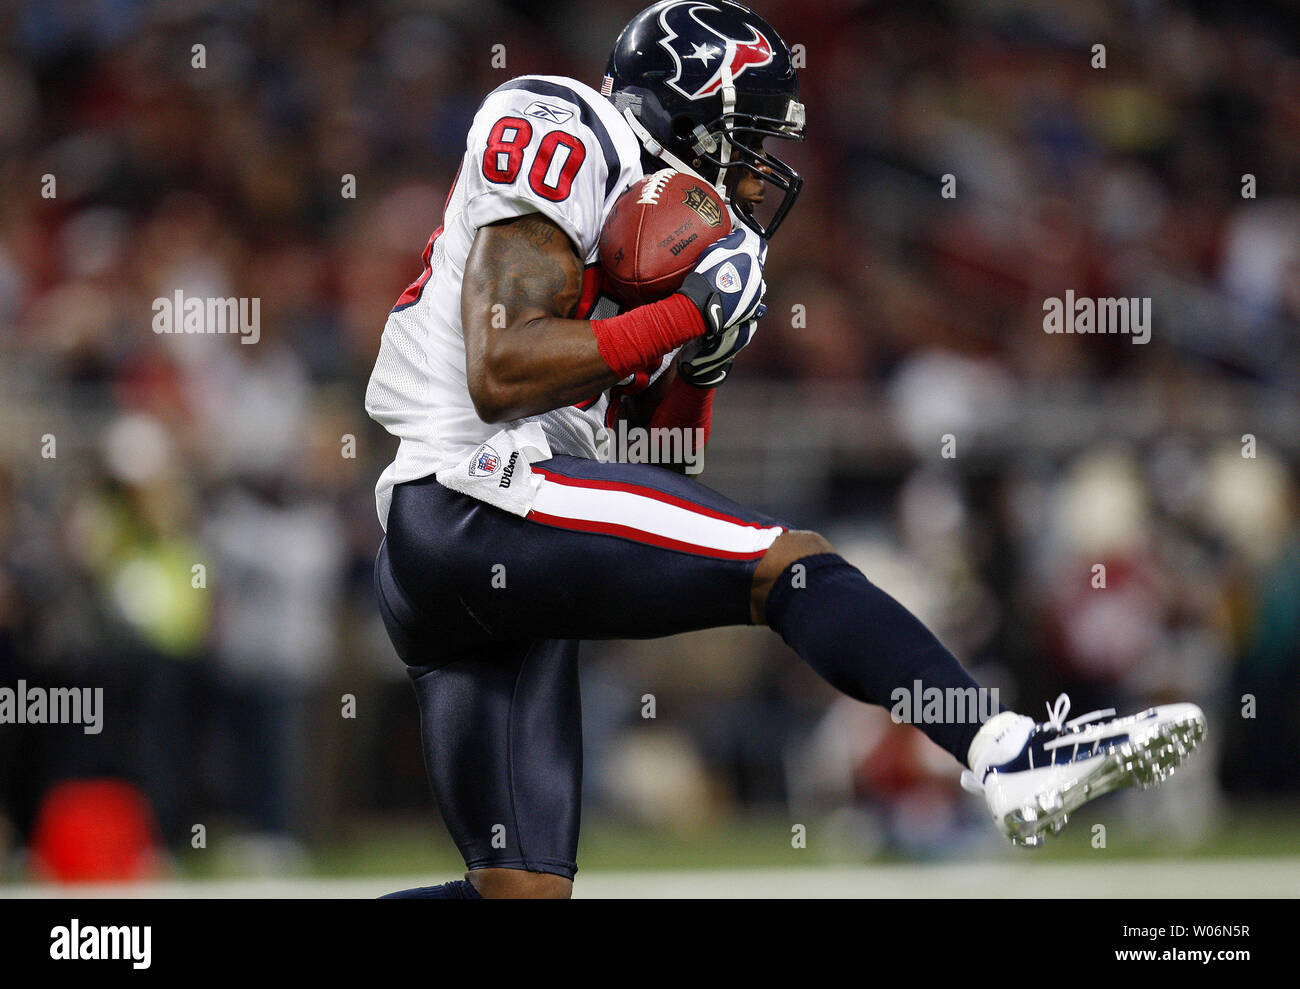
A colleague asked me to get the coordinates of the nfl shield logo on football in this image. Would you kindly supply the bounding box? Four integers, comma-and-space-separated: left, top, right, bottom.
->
470, 444, 502, 477
682, 185, 723, 227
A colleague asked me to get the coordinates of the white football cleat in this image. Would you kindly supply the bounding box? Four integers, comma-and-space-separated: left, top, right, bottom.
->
961, 694, 1207, 848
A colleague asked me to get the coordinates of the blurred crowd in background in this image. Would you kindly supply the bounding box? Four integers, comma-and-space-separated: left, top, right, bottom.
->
0, 0, 1297, 878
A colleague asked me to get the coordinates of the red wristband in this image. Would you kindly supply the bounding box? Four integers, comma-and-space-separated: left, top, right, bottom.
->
650, 372, 714, 444
591, 293, 705, 379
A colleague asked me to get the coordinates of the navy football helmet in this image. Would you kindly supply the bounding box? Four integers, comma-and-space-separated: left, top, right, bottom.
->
604, 1, 806, 239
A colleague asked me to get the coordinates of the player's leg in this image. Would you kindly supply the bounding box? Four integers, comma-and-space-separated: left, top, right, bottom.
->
480, 455, 994, 765
384, 455, 989, 767
409, 638, 581, 898
383, 455, 995, 783
382, 455, 1203, 853
382, 457, 780, 643
750, 531, 1206, 846
748, 531, 992, 764
507, 457, 1205, 846
376, 546, 581, 898
375, 456, 790, 896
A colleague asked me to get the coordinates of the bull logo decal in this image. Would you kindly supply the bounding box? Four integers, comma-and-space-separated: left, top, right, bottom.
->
657, 2, 775, 102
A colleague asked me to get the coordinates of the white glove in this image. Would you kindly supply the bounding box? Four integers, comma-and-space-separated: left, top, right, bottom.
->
676, 223, 767, 336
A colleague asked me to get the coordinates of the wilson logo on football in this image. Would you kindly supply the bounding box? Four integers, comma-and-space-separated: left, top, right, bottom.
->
470, 445, 502, 476
682, 185, 724, 227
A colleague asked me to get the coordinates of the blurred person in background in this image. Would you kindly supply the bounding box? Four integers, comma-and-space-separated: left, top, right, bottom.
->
200, 330, 346, 867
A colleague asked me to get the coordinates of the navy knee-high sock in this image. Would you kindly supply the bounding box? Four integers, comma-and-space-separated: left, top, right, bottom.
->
765, 553, 999, 765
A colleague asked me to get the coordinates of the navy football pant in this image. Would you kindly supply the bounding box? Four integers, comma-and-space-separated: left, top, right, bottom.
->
375, 455, 788, 879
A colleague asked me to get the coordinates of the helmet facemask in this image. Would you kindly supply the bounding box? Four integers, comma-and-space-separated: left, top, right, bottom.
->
685, 102, 805, 239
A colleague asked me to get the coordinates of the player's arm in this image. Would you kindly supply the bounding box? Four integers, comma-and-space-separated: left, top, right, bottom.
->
463, 211, 765, 424
619, 291, 766, 476
461, 212, 617, 423
616, 363, 676, 430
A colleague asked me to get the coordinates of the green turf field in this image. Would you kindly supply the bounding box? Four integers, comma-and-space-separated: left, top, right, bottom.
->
167, 802, 1300, 879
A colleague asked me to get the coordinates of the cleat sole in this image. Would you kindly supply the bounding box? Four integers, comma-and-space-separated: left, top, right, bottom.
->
1000, 710, 1206, 848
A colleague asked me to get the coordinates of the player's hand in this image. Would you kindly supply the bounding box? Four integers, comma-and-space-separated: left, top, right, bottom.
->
678, 303, 766, 388
675, 226, 767, 336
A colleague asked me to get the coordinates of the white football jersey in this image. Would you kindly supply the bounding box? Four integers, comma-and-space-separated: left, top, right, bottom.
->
366, 75, 665, 528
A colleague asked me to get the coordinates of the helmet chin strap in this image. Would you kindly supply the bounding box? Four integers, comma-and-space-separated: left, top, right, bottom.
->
616, 62, 738, 201
621, 107, 709, 185
684, 54, 737, 196
621, 52, 738, 203
715, 50, 736, 182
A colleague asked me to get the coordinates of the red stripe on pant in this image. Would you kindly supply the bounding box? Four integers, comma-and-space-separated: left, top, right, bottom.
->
525, 508, 772, 561
530, 466, 775, 532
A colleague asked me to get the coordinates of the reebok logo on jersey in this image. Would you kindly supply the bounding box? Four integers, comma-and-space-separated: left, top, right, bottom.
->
498, 451, 520, 488
524, 101, 574, 125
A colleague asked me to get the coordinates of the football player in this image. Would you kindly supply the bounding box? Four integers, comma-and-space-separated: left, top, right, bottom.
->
367, 0, 1205, 898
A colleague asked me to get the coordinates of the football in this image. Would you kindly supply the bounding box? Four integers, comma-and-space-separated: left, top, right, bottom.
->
598, 168, 732, 308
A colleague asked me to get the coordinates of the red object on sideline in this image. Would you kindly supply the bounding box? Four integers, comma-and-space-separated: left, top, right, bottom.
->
29, 779, 163, 883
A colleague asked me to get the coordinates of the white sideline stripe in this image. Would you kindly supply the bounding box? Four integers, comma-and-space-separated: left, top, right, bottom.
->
532, 478, 782, 555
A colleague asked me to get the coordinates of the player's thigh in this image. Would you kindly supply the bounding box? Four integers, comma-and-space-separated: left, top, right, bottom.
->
385, 456, 788, 641
406, 636, 583, 880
